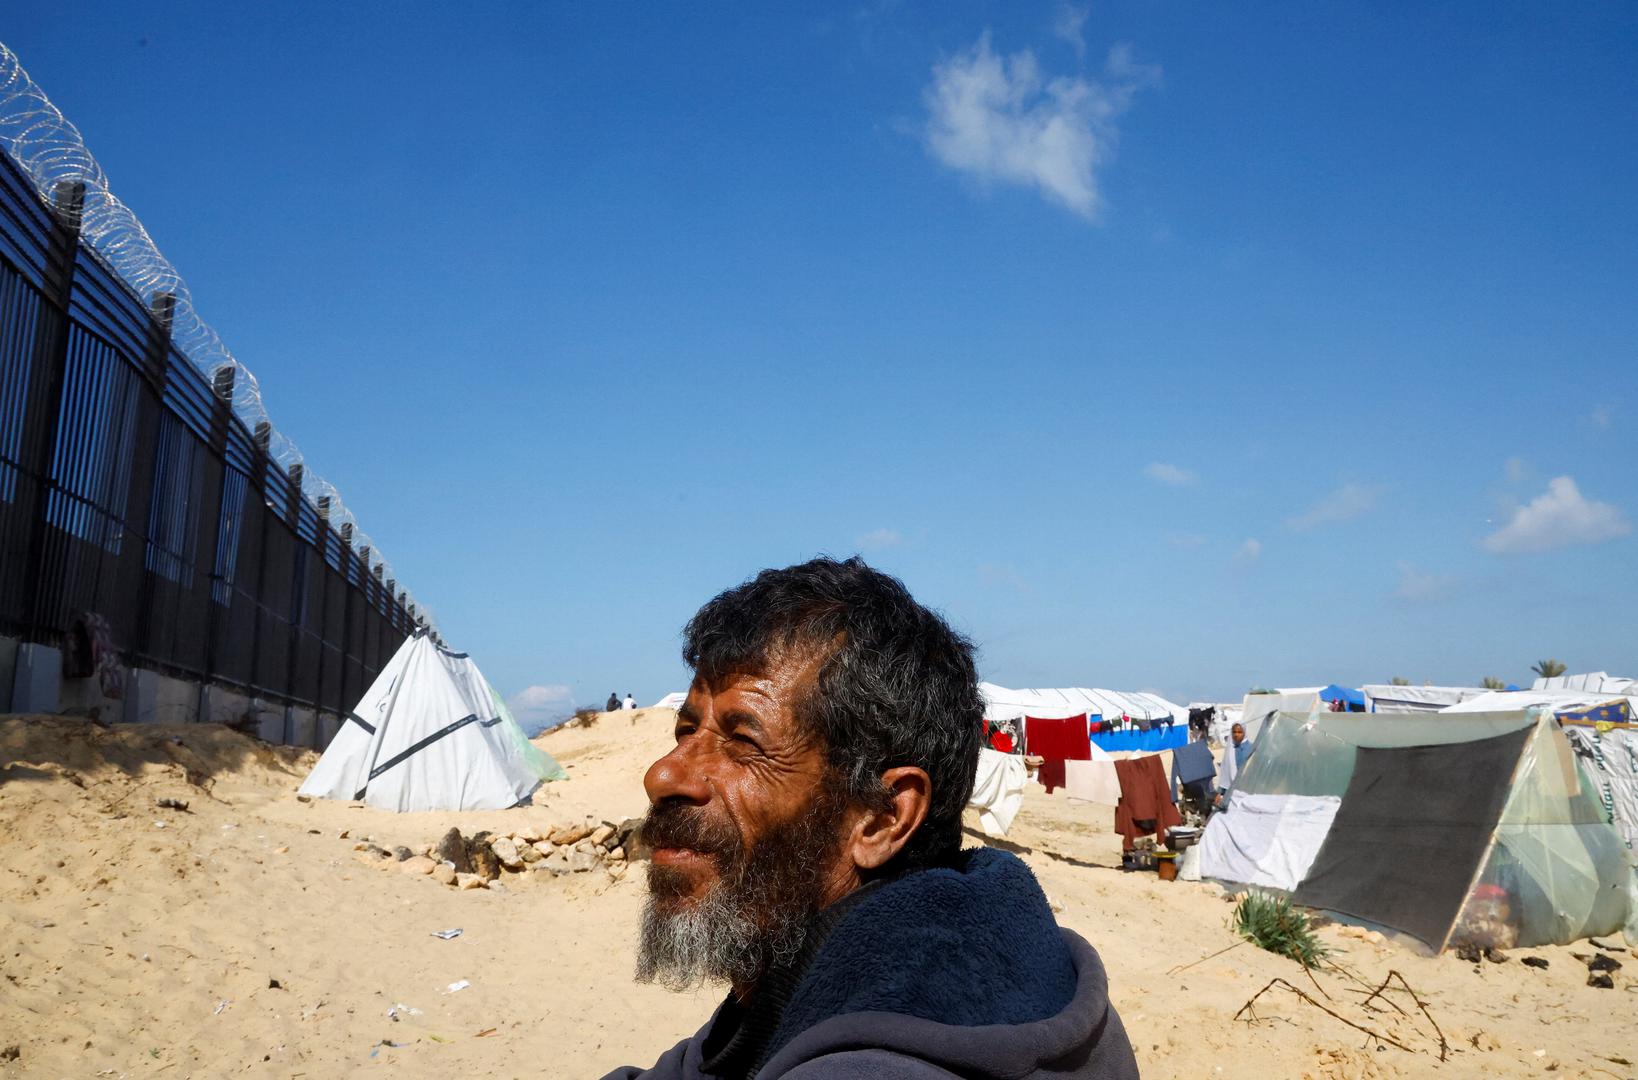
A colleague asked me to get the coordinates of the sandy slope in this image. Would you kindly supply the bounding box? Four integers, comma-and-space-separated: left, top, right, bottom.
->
1, 708, 1634, 1079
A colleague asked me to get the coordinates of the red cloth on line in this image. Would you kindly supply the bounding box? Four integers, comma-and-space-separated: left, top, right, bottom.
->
988, 729, 1015, 753
1113, 755, 1182, 851
1023, 714, 1091, 762
1037, 758, 1066, 793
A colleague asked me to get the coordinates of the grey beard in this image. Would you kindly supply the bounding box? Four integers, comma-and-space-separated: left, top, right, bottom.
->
634, 880, 804, 991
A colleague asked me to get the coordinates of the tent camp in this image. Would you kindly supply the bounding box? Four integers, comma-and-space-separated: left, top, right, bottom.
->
1198, 707, 1637, 951
650, 691, 688, 711
298, 631, 566, 812
980, 683, 1188, 751
1361, 684, 1489, 712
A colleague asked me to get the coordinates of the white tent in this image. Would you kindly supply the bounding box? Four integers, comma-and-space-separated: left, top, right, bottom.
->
979, 682, 1187, 725
1361, 684, 1490, 712
650, 691, 688, 711
1532, 671, 1638, 696
299, 632, 565, 812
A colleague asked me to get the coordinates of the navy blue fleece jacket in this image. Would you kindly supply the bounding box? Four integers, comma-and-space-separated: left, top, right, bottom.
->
603, 848, 1139, 1079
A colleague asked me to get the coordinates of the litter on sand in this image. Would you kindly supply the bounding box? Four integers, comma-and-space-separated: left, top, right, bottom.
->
443, 980, 470, 994
431, 928, 463, 940
213, 1000, 230, 1015
387, 1003, 422, 1021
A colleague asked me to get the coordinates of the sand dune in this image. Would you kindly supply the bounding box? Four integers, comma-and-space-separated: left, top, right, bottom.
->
1, 709, 1633, 1078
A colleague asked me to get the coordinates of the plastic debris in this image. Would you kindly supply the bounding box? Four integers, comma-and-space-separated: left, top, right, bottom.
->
443, 979, 470, 994
213, 1000, 231, 1015
387, 1003, 422, 1021
154, 821, 167, 829
431, 928, 463, 940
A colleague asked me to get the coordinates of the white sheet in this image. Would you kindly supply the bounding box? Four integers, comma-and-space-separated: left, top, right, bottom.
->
1064, 758, 1121, 806
968, 748, 1028, 837
1197, 792, 1342, 892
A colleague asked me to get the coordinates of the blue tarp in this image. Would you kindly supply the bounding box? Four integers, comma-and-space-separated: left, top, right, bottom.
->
1319, 684, 1365, 709
1090, 725, 1189, 753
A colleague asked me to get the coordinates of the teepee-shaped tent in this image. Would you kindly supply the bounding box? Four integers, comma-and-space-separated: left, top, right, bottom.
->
299, 631, 565, 812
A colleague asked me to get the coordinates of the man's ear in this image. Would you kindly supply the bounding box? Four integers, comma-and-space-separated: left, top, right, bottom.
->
850, 766, 931, 871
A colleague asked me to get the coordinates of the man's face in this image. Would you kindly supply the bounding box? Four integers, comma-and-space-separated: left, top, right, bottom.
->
636, 651, 855, 990
1231, 724, 1245, 746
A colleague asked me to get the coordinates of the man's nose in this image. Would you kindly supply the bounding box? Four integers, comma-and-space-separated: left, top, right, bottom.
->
643, 737, 712, 807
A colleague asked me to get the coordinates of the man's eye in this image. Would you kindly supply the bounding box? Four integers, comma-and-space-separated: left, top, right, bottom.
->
731, 734, 759, 750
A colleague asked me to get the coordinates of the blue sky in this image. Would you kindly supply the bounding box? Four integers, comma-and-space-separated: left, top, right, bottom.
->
7, 3, 1635, 726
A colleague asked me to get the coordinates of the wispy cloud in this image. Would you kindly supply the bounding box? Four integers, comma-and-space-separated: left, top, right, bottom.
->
1051, 2, 1090, 57
1591, 403, 1614, 429
1393, 562, 1456, 604
1233, 538, 1262, 563
506, 683, 576, 735
922, 34, 1159, 220
1481, 476, 1631, 555
1286, 482, 1387, 532
979, 562, 1032, 593
856, 527, 904, 552
1142, 462, 1196, 487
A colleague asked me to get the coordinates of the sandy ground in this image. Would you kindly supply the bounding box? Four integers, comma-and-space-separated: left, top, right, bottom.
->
2, 708, 1635, 1080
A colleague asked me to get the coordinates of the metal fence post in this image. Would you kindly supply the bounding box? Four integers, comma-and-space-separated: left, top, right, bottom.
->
18, 180, 86, 640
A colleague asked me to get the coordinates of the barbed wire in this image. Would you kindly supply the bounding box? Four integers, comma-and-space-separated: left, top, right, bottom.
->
0, 42, 431, 632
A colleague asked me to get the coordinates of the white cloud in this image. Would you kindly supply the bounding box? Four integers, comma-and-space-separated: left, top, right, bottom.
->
1481, 476, 1631, 555
1393, 562, 1456, 604
1233, 538, 1261, 563
1591, 404, 1614, 429
506, 683, 575, 735
1142, 462, 1196, 487
1051, 2, 1090, 57
856, 527, 903, 551
1286, 482, 1387, 532
922, 34, 1159, 220
1505, 456, 1529, 484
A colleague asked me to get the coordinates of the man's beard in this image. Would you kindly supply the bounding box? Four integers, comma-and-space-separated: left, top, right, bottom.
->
635, 788, 847, 992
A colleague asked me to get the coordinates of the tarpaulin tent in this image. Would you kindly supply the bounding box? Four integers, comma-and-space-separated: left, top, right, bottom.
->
1198, 707, 1637, 951
298, 631, 566, 812
1360, 684, 1490, 712
980, 683, 1187, 727
1318, 684, 1365, 710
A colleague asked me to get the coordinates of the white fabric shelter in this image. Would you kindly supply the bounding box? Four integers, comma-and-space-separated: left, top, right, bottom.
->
299, 632, 563, 812
979, 682, 1187, 725
1361, 684, 1490, 712
650, 691, 688, 711
1532, 672, 1638, 696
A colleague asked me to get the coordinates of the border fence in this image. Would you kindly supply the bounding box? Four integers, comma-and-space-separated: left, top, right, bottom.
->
0, 146, 421, 720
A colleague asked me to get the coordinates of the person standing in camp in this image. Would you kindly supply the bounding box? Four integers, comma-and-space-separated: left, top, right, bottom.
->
624, 693, 637, 711
604, 556, 1137, 1080
1214, 723, 1254, 807
608, 692, 621, 713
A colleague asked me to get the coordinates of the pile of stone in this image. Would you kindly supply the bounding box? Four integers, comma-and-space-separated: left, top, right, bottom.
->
350, 817, 644, 891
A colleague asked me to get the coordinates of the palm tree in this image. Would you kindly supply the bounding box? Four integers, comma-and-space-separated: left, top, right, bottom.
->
1531, 659, 1567, 680
1480, 676, 1506, 690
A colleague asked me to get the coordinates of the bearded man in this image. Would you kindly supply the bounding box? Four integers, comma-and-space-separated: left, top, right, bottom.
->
603, 557, 1137, 1080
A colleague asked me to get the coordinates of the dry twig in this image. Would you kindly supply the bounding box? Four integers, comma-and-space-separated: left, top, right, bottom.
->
1235, 977, 1414, 1054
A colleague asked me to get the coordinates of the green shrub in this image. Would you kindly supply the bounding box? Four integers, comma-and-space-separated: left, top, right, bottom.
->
1233, 891, 1329, 968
